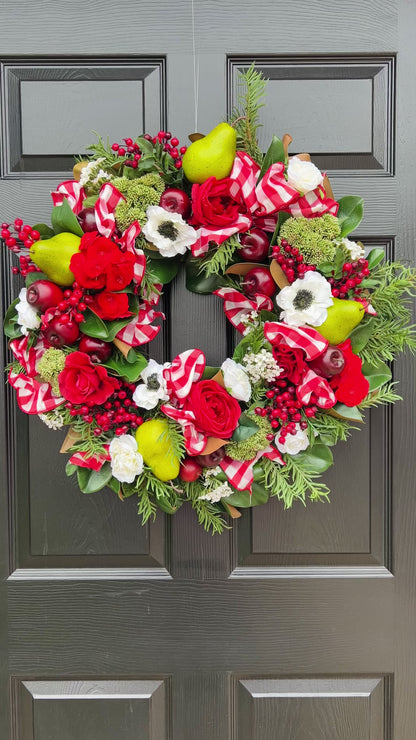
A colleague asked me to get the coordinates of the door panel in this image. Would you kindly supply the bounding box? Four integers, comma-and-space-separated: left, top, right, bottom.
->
1, 1, 415, 738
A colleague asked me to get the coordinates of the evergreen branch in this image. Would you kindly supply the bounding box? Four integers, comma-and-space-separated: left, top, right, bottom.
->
157, 416, 186, 462
200, 236, 240, 277
229, 63, 266, 164
182, 480, 228, 534
309, 411, 356, 444
86, 132, 124, 168
137, 489, 157, 524
358, 383, 402, 409
262, 456, 330, 507
5, 360, 26, 376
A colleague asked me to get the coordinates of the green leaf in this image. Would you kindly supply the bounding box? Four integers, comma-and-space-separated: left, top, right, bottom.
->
105, 317, 135, 341
270, 211, 291, 246
135, 137, 154, 156
156, 494, 181, 515
294, 443, 334, 474
107, 477, 121, 494
65, 462, 77, 476
51, 198, 84, 237
259, 309, 278, 322
25, 271, 48, 287
105, 352, 148, 382
223, 482, 269, 508
337, 196, 364, 237
148, 259, 180, 284
121, 482, 138, 498
32, 223, 54, 239
77, 462, 113, 493
361, 360, 392, 391
231, 413, 259, 442
366, 248, 385, 270
349, 321, 374, 352
257, 136, 286, 182
202, 366, 220, 379
331, 403, 364, 422
81, 309, 131, 341
185, 258, 222, 294
3, 298, 21, 339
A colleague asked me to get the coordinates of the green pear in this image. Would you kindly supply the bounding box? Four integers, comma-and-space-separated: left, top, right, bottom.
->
30, 232, 81, 286
312, 297, 364, 345
182, 123, 237, 184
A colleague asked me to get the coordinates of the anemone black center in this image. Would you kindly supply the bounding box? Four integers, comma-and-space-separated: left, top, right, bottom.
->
158, 221, 178, 241
293, 289, 313, 311
146, 373, 161, 391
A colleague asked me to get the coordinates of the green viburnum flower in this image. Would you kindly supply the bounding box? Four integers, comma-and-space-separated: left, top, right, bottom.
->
37, 348, 66, 396
279, 213, 340, 266
225, 414, 273, 461
113, 174, 165, 232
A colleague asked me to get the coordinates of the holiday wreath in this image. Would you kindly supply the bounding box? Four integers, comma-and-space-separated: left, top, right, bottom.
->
2, 67, 416, 532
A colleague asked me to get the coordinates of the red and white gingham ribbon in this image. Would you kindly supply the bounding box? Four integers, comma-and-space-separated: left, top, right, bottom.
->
116, 305, 164, 347
286, 184, 338, 218
120, 221, 146, 286
214, 288, 273, 334
220, 446, 283, 492
160, 404, 207, 455
163, 349, 206, 400
296, 368, 336, 409
263, 321, 328, 361
69, 447, 110, 471
8, 337, 65, 414
51, 181, 86, 214
94, 183, 125, 237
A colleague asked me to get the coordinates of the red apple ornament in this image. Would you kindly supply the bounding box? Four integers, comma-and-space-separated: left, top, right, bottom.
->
239, 228, 270, 262
242, 266, 276, 298
179, 458, 203, 482
195, 448, 226, 468
78, 334, 112, 363
77, 207, 98, 233
159, 188, 191, 219
309, 346, 346, 377
44, 316, 80, 347
26, 280, 64, 312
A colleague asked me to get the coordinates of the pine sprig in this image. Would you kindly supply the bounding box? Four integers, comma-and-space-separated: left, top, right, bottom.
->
157, 416, 186, 462
262, 456, 330, 507
358, 383, 402, 409
309, 411, 356, 445
5, 360, 27, 376
86, 133, 124, 169
200, 236, 240, 277
229, 64, 266, 164
182, 480, 228, 534
137, 489, 157, 524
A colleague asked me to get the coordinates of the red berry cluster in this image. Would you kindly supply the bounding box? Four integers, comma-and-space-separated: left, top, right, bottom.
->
111, 137, 142, 169
328, 258, 370, 299
66, 382, 143, 437
272, 239, 316, 283
111, 131, 187, 171
254, 377, 317, 441
1, 220, 42, 275
56, 282, 89, 326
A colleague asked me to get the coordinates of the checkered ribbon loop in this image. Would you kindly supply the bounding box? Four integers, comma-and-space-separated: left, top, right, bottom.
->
8, 336, 65, 414
116, 305, 164, 347
94, 183, 126, 238
286, 185, 339, 218
69, 447, 110, 471
297, 368, 336, 409
263, 321, 328, 361
214, 288, 273, 334
51, 182, 86, 214
163, 349, 206, 400
121, 222, 146, 287
220, 446, 283, 492
160, 404, 207, 455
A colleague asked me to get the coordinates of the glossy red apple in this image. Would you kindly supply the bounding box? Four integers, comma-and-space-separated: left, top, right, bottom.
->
159, 188, 191, 219
78, 334, 112, 363
195, 448, 226, 468
26, 280, 64, 312
77, 207, 98, 233
179, 457, 203, 482
239, 228, 270, 262
309, 346, 345, 377
44, 316, 80, 347
242, 266, 276, 299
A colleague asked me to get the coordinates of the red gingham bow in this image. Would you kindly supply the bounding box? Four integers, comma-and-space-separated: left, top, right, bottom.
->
8, 336, 65, 415
51, 182, 86, 214
69, 447, 110, 471
264, 322, 336, 409
220, 446, 283, 492
161, 349, 208, 454
116, 305, 164, 347
214, 287, 273, 334
94, 183, 125, 238
120, 221, 146, 287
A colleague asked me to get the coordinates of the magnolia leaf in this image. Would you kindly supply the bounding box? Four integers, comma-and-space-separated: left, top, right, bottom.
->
185, 258, 222, 294
329, 403, 364, 422
107, 477, 122, 495
32, 223, 54, 239
337, 196, 364, 237
294, 443, 334, 474
257, 136, 286, 182
121, 482, 138, 498
156, 494, 181, 515
104, 352, 147, 382
25, 271, 48, 287
3, 298, 21, 339
231, 413, 259, 442
81, 309, 109, 339
202, 366, 220, 379
223, 482, 269, 508
270, 211, 291, 246
361, 360, 392, 391
105, 317, 135, 342
221, 501, 242, 518
51, 198, 84, 237
366, 248, 385, 270
65, 462, 77, 476
148, 259, 180, 284
77, 462, 113, 494
349, 321, 374, 353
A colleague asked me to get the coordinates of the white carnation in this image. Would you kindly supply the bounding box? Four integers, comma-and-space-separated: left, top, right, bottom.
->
132, 359, 170, 410
109, 434, 143, 484
275, 425, 309, 456
287, 156, 324, 194
143, 205, 198, 258
221, 358, 251, 402
16, 288, 41, 336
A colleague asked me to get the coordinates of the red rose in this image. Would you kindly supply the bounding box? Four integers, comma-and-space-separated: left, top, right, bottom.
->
58, 351, 118, 405
106, 251, 136, 291
89, 291, 131, 321
190, 177, 247, 229
185, 379, 241, 438
329, 340, 369, 406
70, 232, 121, 290
272, 343, 307, 385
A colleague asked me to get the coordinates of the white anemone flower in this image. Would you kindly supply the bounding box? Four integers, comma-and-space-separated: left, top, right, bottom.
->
132, 359, 170, 410
142, 205, 198, 257
276, 271, 333, 327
